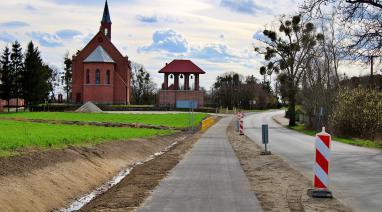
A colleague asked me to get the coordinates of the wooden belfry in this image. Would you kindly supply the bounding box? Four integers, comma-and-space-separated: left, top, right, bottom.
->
158, 59, 205, 108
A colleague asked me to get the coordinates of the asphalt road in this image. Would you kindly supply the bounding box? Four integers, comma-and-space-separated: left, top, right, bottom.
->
244, 110, 382, 212
138, 116, 263, 212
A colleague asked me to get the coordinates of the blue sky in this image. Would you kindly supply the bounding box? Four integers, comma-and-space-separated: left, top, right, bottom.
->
0, 0, 364, 91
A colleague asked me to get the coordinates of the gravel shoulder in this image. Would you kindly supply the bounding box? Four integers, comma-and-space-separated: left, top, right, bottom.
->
227, 120, 352, 212
79, 130, 203, 211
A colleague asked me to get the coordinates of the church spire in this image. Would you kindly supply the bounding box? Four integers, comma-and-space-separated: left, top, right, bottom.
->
100, 0, 112, 40
101, 0, 112, 24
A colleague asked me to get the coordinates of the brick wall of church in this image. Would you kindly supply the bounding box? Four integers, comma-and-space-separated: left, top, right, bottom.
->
82, 63, 114, 104
72, 32, 131, 104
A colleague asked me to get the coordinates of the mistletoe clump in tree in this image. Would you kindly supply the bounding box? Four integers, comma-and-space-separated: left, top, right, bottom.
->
255, 15, 323, 126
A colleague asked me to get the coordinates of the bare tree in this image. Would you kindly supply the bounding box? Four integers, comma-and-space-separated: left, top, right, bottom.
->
131, 63, 156, 105
300, 14, 347, 130
317, 13, 345, 86
302, 0, 382, 59
303, 0, 382, 89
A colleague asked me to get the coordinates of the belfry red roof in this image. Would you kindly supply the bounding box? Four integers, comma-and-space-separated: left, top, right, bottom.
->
158, 59, 205, 74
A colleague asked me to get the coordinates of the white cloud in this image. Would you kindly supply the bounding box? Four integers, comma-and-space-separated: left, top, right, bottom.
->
138, 29, 189, 53
27, 29, 92, 48
56, 29, 82, 40
190, 43, 241, 63
0, 21, 29, 28
2, 0, 358, 90
0, 32, 18, 43
28, 31, 63, 47
220, 0, 272, 15
136, 15, 159, 24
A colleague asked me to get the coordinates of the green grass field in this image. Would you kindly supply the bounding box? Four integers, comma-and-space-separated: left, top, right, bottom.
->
289, 124, 382, 149
0, 112, 209, 128
0, 120, 174, 157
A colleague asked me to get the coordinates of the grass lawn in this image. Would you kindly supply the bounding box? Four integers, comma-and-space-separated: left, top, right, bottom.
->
0, 120, 175, 157
0, 112, 209, 128
289, 124, 382, 149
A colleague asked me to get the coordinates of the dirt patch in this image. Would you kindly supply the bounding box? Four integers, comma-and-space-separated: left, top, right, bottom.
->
0, 117, 180, 131
0, 133, 189, 212
227, 121, 352, 212
79, 131, 202, 211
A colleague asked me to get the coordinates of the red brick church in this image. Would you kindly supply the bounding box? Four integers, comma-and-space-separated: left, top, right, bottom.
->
71, 0, 131, 104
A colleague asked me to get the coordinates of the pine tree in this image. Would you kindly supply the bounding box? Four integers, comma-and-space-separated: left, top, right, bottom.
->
0, 47, 12, 112
10, 41, 23, 112
23, 41, 52, 106
63, 52, 72, 103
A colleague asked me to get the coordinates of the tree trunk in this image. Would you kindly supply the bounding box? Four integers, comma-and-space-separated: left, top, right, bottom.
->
288, 93, 296, 126
7, 100, 10, 112
66, 89, 69, 104
25, 101, 29, 112
370, 56, 375, 89
16, 97, 19, 112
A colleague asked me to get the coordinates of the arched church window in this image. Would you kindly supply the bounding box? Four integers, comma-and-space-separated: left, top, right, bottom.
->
86, 69, 90, 84
96, 69, 100, 85
105, 28, 108, 36
106, 70, 110, 84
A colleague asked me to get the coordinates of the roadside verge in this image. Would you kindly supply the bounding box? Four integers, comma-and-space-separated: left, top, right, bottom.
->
0, 133, 188, 212
272, 114, 382, 149
227, 120, 351, 211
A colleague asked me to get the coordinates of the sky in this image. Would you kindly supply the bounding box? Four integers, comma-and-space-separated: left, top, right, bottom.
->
0, 0, 372, 93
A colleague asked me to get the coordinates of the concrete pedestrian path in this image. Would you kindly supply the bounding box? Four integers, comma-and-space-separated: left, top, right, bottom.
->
138, 116, 262, 212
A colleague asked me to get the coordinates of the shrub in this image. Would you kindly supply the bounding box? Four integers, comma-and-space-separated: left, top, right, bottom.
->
330, 87, 382, 140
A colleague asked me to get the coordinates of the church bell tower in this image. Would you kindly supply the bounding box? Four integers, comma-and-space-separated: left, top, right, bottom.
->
100, 0, 112, 40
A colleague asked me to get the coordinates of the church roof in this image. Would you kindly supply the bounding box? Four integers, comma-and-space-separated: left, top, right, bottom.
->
159, 59, 206, 74
101, 0, 112, 24
84, 45, 115, 63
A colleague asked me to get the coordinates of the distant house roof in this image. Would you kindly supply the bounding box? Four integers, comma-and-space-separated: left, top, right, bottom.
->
84, 46, 115, 63
159, 59, 205, 74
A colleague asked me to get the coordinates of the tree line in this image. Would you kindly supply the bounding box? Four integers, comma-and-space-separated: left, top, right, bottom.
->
0, 41, 56, 111
131, 62, 156, 105
206, 72, 280, 110
254, 0, 382, 140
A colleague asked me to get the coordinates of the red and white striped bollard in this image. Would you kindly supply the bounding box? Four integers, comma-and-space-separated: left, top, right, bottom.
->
239, 113, 244, 135
311, 127, 333, 198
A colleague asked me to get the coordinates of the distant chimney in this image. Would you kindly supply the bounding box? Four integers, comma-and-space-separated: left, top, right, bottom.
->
166, 63, 168, 66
